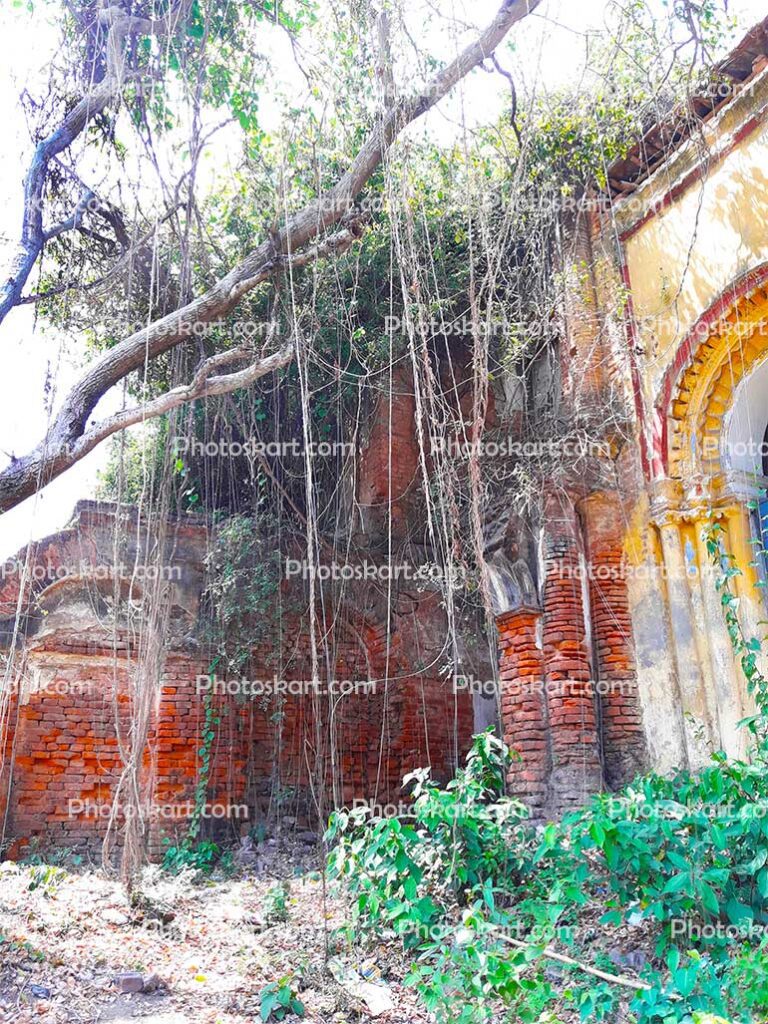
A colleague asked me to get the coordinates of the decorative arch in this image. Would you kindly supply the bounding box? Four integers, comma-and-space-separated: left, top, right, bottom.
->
643, 270, 768, 768
656, 265, 768, 481
37, 571, 145, 610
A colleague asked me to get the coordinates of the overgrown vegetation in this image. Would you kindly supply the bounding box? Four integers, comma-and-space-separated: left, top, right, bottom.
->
3, 7, 761, 1021
327, 727, 768, 1023
325, 520, 768, 1023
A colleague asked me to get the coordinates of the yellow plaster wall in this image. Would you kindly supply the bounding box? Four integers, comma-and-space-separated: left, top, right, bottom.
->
623, 113, 768, 404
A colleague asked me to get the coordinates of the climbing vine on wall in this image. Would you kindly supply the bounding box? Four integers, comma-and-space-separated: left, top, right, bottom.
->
202, 508, 282, 675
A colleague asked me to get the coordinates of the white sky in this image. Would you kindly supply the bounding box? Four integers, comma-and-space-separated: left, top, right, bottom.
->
0, 0, 765, 560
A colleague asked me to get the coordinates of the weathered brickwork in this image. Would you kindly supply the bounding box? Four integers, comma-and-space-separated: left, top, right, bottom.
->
580, 494, 647, 788
356, 366, 421, 540
0, 318, 658, 860
495, 489, 650, 813
497, 608, 549, 812
540, 493, 603, 808
2, 639, 141, 858
0, 538, 473, 860
0, 490, 651, 858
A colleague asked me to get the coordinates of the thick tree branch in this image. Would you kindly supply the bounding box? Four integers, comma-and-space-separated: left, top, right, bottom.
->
71, 339, 296, 460
0, 0, 540, 513
0, 338, 295, 518
0, 0, 192, 326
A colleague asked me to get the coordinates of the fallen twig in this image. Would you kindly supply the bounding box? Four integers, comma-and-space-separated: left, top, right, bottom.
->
494, 931, 655, 993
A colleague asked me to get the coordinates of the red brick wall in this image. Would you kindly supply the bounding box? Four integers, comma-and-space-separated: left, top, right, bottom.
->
1, 638, 139, 857
580, 493, 647, 787
0, 486, 651, 852
497, 608, 549, 812
1, 610, 474, 860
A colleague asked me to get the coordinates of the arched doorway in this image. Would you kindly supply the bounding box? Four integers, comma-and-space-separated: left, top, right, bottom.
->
653, 279, 768, 763
723, 354, 768, 584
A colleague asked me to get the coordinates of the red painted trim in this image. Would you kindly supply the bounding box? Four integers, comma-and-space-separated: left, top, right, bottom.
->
618, 113, 763, 243
654, 262, 768, 474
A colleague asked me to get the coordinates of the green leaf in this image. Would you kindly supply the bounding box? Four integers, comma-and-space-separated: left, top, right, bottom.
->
725, 898, 753, 924
260, 991, 278, 1021
699, 882, 719, 916
663, 873, 690, 894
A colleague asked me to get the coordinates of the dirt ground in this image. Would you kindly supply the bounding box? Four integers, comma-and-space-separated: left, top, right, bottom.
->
0, 841, 430, 1024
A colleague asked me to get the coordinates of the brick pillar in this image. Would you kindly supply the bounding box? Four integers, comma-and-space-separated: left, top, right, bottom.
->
580, 493, 647, 788
0, 690, 19, 852
541, 492, 603, 809
497, 608, 549, 814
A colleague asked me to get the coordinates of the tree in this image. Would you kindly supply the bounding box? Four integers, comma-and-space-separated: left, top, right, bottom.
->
0, 0, 542, 513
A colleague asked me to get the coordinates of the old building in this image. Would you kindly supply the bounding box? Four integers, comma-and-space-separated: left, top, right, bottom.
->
2, 18, 768, 858
0, 501, 476, 856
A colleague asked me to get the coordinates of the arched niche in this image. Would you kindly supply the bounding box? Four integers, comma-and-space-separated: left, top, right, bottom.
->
651, 274, 768, 763
34, 571, 145, 635
723, 353, 768, 479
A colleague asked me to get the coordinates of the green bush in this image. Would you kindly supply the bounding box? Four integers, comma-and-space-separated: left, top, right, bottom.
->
258, 975, 305, 1021
161, 838, 224, 875
326, 729, 768, 1024
327, 730, 532, 950
325, 518, 768, 1024
263, 882, 290, 925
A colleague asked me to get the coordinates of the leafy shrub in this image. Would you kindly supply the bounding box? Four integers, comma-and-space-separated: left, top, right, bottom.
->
263, 882, 290, 925
161, 838, 223, 875
327, 730, 532, 950
327, 732, 551, 1022
27, 863, 67, 896
259, 975, 305, 1021
326, 728, 768, 1024
543, 755, 768, 938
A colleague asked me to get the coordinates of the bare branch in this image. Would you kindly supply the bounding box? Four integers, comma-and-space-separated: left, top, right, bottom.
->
488, 54, 522, 145
372, 4, 397, 108
42, 189, 96, 242
74, 338, 296, 459
18, 201, 182, 305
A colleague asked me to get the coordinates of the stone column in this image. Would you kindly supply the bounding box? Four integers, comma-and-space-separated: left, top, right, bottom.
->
497, 607, 549, 813
692, 511, 746, 758
541, 492, 603, 810
720, 501, 764, 737
579, 492, 647, 788
652, 495, 718, 768
624, 509, 688, 774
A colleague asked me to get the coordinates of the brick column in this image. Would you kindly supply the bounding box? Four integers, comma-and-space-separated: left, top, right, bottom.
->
541, 492, 603, 809
497, 608, 549, 813
580, 493, 647, 788
0, 689, 20, 853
